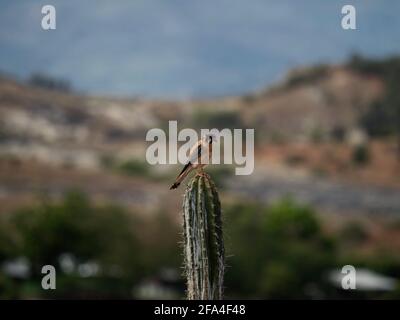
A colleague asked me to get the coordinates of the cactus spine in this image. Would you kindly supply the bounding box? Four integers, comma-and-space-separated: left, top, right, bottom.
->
182, 173, 224, 300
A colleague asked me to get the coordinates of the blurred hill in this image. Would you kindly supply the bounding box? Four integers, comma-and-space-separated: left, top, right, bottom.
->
0, 56, 399, 216
1, 56, 400, 299
0, 61, 385, 162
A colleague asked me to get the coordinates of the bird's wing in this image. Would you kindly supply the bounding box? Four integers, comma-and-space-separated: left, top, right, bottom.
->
188, 140, 204, 164
170, 139, 209, 190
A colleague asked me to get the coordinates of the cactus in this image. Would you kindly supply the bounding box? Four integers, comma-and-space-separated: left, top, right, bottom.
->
182, 172, 225, 300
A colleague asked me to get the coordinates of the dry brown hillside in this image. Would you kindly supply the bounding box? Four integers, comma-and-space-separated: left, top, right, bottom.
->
0, 64, 399, 216
239, 66, 384, 141
0, 65, 384, 163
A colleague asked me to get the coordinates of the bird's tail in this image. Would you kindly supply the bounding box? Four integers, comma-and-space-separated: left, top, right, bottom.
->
170, 163, 192, 190
169, 182, 181, 190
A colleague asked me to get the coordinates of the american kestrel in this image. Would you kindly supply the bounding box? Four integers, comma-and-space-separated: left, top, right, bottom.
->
170, 133, 216, 190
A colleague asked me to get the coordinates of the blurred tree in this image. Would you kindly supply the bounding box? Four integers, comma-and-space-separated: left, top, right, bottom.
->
5, 191, 144, 298
224, 199, 336, 299
349, 55, 400, 158
192, 109, 241, 130
2, 193, 400, 299
352, 144, 370, 166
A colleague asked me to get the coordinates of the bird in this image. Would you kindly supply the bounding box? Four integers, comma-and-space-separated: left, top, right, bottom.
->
170, 133, 216, 190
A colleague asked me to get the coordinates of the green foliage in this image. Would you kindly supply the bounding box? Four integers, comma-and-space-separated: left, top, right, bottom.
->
0, 219, 16, 262
183, 174, 224, 300
224, 198, 336, 298
360, 101, 396, 136
205, 165, 234, 187
339, 221, 369, 245
192, 109, 241, 130
141, 212, 181, 274
286, 65, 329, 87
352, 144, 370, 166
117, 159, 151, 177
0, 192, 178, 298
264, 199, 320, 239
104, 158, 171, 182
2, 191, 400, 299
12, 192, 139, 271
348, 54, 400, 78
348, 55, 400, 138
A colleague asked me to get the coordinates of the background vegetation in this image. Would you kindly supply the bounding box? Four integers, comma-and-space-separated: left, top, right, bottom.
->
1, 192, 399, 299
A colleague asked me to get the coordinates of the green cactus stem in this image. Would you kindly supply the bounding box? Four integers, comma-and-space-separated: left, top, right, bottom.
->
182, 172, 224, 300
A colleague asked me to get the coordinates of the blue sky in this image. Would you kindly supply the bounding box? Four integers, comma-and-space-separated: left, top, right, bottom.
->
0, 0, 399, 99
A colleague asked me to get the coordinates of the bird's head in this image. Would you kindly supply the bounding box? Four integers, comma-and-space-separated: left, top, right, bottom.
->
202, 133, 218, 144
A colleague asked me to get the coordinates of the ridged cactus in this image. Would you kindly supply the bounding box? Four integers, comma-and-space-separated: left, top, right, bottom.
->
182, 172, 225, 300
